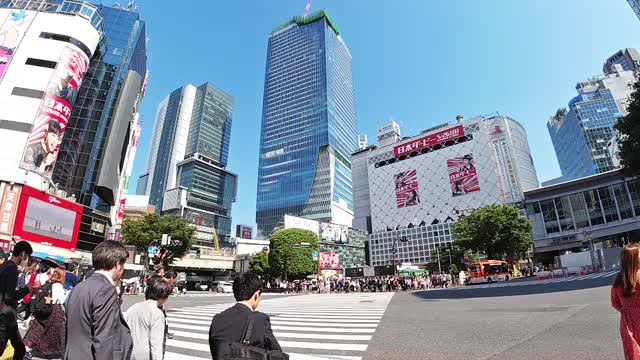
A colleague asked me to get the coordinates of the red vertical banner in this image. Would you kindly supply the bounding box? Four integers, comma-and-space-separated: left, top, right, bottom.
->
116, 198, 126, 226
447, 154, 480, 196
0, 184, 22, 235
20, 47, 88, 177
394, 169, 420, 208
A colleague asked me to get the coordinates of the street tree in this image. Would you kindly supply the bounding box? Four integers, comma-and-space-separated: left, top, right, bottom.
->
268, 228, 319, 279
453, 204, 533, 260
249, 251, 270, 275
122, 214, 195, 267
614, 71, 640, 176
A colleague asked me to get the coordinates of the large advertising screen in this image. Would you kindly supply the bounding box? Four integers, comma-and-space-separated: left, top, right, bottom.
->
320, 222, 349, 243
393, 125, 464, 157
447, 154, 480, 196
395, 169, 420, 208
0, 10, 35, 82
319, 252, 341, 270
13, 185, 82, 250
20, 47, 89, 177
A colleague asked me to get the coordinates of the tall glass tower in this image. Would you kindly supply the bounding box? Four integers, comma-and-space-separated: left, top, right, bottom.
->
256, 10, 358, 238
52, 4, 147, 211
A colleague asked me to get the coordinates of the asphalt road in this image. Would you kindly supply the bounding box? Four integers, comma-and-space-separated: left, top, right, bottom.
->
366, 273, 622, 360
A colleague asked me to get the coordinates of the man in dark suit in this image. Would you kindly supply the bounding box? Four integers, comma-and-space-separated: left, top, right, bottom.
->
64, 241, 133, 360
209, 272, 281, 359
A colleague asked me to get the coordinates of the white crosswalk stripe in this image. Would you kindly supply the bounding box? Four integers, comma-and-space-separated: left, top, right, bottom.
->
451, 270, 618, 290
163, 292, 394, 360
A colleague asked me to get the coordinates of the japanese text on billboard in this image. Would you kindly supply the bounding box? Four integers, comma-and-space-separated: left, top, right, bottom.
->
395, 169, 420, 208
0, 184, 21, 235
447, 154, 480, 197
393, 125, 464, 157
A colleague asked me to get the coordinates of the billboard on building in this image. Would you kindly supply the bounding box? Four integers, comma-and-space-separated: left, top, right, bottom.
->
283, 215, 319, 235
12, 185, 82, 250
236, 225, 253, 239
447, 154, 480, 196
0, 10, 36, 82
393, 125, 464, 157
0, 184, 22, 236
320, 222, 349, 243
20, 47, 89, 177
319, 252, 341, 270
395, 169, 420, 208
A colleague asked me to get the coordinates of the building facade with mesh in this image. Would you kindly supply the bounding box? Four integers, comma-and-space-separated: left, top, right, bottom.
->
256, 10, 357, 239
359, 115, 538, 266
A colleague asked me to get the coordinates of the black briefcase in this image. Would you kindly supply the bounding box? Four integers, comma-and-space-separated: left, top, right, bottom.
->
228, 314, 289, 360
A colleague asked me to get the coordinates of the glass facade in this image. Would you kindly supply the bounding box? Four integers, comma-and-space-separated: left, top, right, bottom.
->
53, 5, 146, 208
548, 84, 624, 181
370, 223, 454, 266
256, 11, 357, 238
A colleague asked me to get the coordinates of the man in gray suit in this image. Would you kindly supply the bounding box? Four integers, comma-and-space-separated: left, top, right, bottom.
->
64, 241, 133, 360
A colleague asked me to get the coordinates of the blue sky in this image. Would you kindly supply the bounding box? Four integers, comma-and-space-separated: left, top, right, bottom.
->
126, 0, 640, 231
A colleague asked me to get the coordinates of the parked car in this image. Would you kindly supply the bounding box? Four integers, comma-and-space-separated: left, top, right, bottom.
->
197, 282, 209, 291
212, 281, 233, 293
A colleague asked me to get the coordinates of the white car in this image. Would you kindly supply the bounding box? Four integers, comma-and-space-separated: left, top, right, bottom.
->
213, 281, 233, 293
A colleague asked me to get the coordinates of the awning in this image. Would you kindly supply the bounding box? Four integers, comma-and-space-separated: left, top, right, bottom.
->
28, 242, 81, 264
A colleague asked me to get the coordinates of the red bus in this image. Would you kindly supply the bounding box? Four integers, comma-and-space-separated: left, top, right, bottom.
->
468, 260, 511, 284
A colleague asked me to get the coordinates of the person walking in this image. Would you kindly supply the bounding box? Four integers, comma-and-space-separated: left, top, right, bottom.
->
208, 272, 282, 359
64, 241, 132, 360
124, 277, 173, 360
24, 268, 68, 358
0, 241, 34, 360
612, 243, 640, 359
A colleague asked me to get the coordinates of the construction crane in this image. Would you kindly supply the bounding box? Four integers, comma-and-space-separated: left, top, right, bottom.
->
196, 215, 220, 251
303, 0, 312, 16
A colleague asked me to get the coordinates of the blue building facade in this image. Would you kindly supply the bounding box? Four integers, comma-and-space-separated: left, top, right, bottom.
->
53, 4, 147, 210
548, 78, 627, 181
256, 10, 357, 238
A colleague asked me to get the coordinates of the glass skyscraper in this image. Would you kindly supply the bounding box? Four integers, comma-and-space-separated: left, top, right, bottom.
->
256, 10, 358, 238
53, 4, 147, 212
142, 82, 237, 246
548, 66, 635, 181
628, 0, 640, 20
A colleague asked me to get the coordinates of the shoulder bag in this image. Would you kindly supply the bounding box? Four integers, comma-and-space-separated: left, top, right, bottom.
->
228, 313, 289, 360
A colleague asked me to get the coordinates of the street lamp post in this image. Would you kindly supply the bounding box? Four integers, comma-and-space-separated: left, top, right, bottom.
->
436, 246, 442, 273
392, 236, 408, 276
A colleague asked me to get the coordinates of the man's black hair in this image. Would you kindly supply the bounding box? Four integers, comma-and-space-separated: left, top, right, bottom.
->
67, 262, 78, 272
47, 120, 61, 135
92, 240, 129, 271
233, 272, 262, 302
145, 277, 173, 301
12, 241, 32, 257
163, 269, 177, 279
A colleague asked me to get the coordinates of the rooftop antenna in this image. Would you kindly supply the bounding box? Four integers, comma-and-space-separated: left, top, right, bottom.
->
303, 0, 312, 16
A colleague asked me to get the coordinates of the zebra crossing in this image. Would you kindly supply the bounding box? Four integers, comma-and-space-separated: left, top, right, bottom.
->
455, 270, 618, 290
163, 292, 395, 360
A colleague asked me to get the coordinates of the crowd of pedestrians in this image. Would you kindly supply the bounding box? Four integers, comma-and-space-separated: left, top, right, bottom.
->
264, 272, 465, 294
0, 240, 185, 360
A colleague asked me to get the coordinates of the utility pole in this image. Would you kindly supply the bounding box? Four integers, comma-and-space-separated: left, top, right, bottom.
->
436, 246, 442, 273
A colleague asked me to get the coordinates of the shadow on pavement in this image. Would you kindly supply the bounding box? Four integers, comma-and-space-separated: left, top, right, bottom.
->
412, 275, 616, 299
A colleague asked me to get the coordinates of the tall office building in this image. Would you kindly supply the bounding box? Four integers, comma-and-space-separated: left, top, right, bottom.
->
141, 82, 237, 246
603, 48, 640, 74
256, 10, 358, 238
628, 0, 640, 20
52, 3, 147, 221
548, 59, 635, 181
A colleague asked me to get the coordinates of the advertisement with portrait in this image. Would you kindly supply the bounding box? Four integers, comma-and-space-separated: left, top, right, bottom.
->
20, 46, 89, 177
12, 185, 82, 250
0, 183, 21, 236
241, 226, 253, 239
447, 154, 480, 197
319, 252, 341, 270
0, 10, 35, 82
320, 222, 349, 244
395, 169, 420, 208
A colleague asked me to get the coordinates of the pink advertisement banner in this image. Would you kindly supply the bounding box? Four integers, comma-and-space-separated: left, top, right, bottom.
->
447, 154, 480, 197
395, 169, 420, 208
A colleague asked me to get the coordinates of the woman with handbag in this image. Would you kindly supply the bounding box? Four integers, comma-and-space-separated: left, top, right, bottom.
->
23, 268, 68, 359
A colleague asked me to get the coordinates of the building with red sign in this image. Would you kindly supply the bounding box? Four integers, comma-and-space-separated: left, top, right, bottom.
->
353, 114, 539, 267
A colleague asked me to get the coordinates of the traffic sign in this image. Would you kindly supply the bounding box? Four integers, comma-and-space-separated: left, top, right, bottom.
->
312, 250, 319, 260
148, 246, 158, 255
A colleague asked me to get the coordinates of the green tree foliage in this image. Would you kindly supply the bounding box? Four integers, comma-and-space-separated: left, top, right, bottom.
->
121, 214, 195, 267
615, 72, 640, 176
268, 228, 319, 279
453, 204, 533, 260
249, 251, 270, 275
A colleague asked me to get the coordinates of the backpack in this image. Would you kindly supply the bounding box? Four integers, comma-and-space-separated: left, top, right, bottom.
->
30, 282, 54, 321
